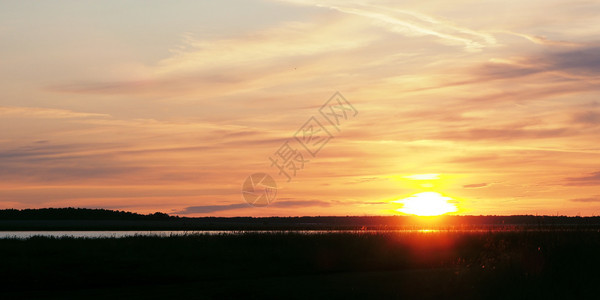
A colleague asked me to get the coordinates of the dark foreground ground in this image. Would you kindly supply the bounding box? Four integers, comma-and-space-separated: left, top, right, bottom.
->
0, 230, 599, 299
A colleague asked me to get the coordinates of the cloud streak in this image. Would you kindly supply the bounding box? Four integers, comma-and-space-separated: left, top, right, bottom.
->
463, 183, 490, 189
0, 106, 110, 119
565, 171, 600, 186
176, 199, 332, 214
282, 0, 495, 51
569, 196, 600, 203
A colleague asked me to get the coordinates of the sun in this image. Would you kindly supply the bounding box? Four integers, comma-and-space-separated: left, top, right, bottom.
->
393, 192, 458, 216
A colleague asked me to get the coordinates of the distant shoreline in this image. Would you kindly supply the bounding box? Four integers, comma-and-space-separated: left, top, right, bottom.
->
1, 208, 599, 231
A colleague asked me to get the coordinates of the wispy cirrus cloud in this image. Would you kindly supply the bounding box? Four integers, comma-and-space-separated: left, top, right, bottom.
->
176, 199, 332, 214
48, 18, 377, 98
431, 127, 571, 141
463, 183, 490, 189
175, 203, 250, 214
569, 195, 600, 202
484, 47, 600, 79
500, 31, 584, 47
565, 171, 600, 186
0, 106, 110, 119
277, 0, 496, 51
572, 111, 600, 125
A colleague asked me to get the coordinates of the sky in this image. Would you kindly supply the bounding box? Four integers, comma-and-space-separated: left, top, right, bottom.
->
1, 0, 600, 217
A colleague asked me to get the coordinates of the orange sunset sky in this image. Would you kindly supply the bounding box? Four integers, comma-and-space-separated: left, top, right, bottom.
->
1, 0, 599, 217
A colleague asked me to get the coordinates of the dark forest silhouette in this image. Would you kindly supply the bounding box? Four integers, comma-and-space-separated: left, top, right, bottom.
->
0, 207, 172, 220
0, 208, 599, 230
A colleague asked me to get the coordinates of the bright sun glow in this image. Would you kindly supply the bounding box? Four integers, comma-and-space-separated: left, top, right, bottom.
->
394, 192, 458, 216
403, 174, 440, 180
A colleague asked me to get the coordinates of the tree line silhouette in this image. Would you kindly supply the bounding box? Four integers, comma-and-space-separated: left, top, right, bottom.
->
0, 208, 172, 220
0, 208, 599, 228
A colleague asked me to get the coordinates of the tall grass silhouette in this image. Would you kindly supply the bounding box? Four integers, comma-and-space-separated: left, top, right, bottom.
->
0, 230, 599, 298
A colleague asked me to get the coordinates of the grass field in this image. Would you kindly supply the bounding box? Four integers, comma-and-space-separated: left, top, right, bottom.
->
1, 229, 599, 299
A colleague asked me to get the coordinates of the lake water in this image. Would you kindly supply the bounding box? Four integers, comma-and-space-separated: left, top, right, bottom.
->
0, 231, 233, 239
1, 228, 596, 239
0, 229, 460, 239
